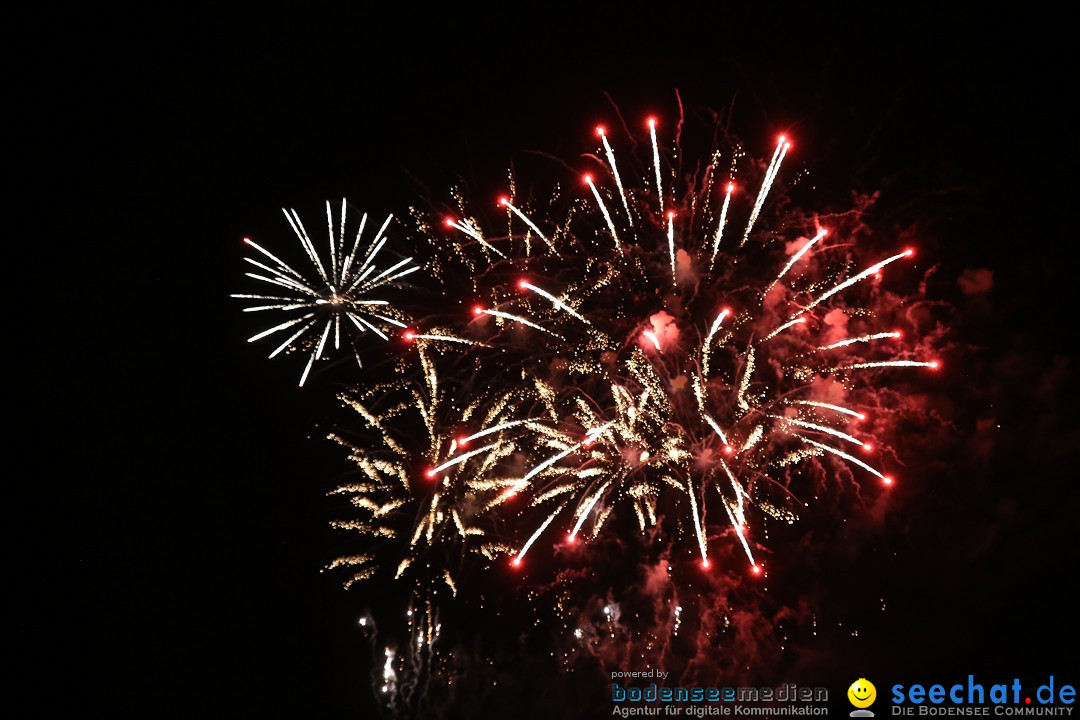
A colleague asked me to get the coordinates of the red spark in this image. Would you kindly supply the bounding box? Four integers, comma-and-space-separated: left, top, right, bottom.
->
582, 173, 593, 185
595, 125, 606, 137
751, 564, 763, 575
473, 305, 484, 315
723, 445, 734, 455
701, 559, 710, 569
498, 196, 509, 207
444, 217, 455, 228
862, 443, 873, 452
425, 468, 437, 479
726, 183, 734, 193
457, 436, 470, 447
904, 247, 915, 257
882, 476, 894, 486
929, 360, 941, 370
403, 330, 415, 341
647, 117, 657, 129
511, 557, 522, 568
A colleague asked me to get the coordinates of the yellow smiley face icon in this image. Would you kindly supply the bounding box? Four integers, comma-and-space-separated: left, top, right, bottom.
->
848, 679, 876, 708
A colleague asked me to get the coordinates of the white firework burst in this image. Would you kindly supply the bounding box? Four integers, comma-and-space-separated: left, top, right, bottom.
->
233, 198, 419, 385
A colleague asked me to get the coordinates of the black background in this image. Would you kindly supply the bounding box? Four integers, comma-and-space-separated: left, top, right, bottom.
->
12, 6, 1077, 717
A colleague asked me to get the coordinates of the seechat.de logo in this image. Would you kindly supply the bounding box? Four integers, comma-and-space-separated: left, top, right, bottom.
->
849, 678, 878, 717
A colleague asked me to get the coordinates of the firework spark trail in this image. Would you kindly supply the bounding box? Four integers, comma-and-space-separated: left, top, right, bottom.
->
799, 249, 913, 316
246, 313, 315, 344
737, 347, 756, 411
363, 312, 409, 329
585, 174, 622, 254
461, 419, 534, 444
477, 308, 564, 339
240, 238, 305, 281
357, 215, 394, 275
766, 228, 827, 295
701, 308, 731, 378
240, 258, 306, 291
762, 315, 806, 341
327, 200, 340, 283
407, 332, 480, 346
740, 136, 789, 248
428, 442, 500, 476
667, 211, 677, 286
836, 360, 938, 370
499, 197, 556, 252
301, 319, 333, 386
648, 117, 663, 213
381, 647, 397, 695
446, 217, 507, 258
772, 415, 866, 447
513, 504, 567, 565
798, 436, 888, 481
347, 315, 387, 340
367, 257, 418, 286
790, 400, 866, 418
708, 182, 735, 268
722, 501, 757, 566
817, 331, 901, 350
703, 413, 730, 446
568, 482, 612, 542
717, 457, 749, 510
598, 126, 634, 227
686, 477, 709, 565
340, 211, 367, 281
266, 318, 318, 358
518, 281, 591, 325
283, 207, 328, 281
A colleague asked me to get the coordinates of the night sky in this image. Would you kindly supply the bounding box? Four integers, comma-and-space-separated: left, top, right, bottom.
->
14, 6, 1077, 717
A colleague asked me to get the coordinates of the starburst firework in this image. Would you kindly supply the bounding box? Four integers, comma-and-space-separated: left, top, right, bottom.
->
420, 121, 938, 575
233, 199, 418, 385
325, 342, 522, 595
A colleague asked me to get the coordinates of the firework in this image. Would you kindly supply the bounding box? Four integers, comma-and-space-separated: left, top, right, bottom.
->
237, 107, 940, 617
235, 105, 948, 714
233, 199, 418, 385
325, 342, 524, 595
421, 115, 939, 575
